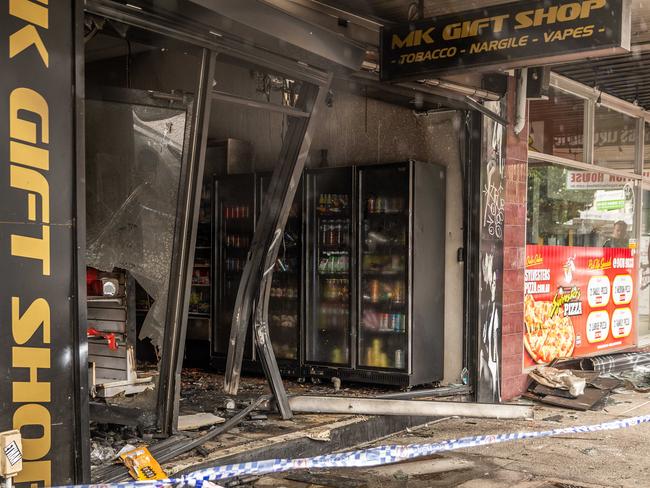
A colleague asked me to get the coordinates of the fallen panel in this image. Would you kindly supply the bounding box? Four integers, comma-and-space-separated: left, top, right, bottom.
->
178, 413, 225, 431
538, 387, 608, 411
288, 396, 532, 419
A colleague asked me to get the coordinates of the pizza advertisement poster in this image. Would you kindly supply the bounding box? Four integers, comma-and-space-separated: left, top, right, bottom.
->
524, 245, 637, 367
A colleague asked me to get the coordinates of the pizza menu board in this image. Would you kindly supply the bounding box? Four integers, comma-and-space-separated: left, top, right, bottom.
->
524, 245, 637, 367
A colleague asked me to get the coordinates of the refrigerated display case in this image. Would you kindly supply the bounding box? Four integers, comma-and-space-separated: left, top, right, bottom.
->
305, 162, 445, 386
358, 164, 409, 372
305, 167, 355, 369
185, 181, 214, 361
211, 173, 303, 376
212, 162, 445, 387
354, 161, 445, 386
258, 174, 304, 376
212, 174, 256, 363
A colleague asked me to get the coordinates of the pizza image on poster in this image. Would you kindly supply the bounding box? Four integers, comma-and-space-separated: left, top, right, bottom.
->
524, 245, 637, 366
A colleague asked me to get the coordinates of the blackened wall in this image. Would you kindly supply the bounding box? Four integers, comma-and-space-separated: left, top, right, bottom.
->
86, 48, 466, 384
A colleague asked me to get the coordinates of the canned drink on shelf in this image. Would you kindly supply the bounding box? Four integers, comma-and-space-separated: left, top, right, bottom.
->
395, 349, 405, 369
367, 196, 375, 214
369, 279, 380, 303
397, 313, 406, 332
379, 313, 389, 330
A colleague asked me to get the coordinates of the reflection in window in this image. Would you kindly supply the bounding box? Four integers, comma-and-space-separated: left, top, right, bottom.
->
527, 162, 635, 248
594, 106, 637, 171
529, 87, 585, 162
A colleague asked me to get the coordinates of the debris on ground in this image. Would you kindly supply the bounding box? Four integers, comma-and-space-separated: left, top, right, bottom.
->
178, 413, 225, 431
525, 367, 622, 411
609, 364, 650, 392
90, 424, 146, 466
529, 366, 586, 397
580, 350, 650, 373
90, 368, 482, 480
90, 441, 117, 466
119, 445, 167, 481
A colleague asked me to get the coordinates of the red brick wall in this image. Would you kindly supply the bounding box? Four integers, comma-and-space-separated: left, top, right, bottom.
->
501, 76, 529, 400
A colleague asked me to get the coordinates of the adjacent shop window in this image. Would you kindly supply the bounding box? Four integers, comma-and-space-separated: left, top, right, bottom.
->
525, 161, 638, 366
640, 186, 650, 343
527, 161, 636, 247
529, 87, 586, 162
594, 106, 638, 172
645, 122, 650, 172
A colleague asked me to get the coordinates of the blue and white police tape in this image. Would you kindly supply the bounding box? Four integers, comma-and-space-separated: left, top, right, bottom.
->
67, 413, 650, 487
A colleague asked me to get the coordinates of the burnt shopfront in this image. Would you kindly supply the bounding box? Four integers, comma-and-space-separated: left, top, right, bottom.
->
0, 1, 512, 484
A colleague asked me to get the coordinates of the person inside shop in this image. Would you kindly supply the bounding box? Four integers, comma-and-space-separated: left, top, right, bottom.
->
603, 220, 629, 248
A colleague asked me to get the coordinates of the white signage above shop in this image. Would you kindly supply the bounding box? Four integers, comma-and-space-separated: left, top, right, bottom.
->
566, 170, 648, 189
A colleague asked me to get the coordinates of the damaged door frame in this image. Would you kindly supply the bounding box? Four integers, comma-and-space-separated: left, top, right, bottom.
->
158, 48, 218, 436
85, 0, 335, 431
222, 77, 333, 419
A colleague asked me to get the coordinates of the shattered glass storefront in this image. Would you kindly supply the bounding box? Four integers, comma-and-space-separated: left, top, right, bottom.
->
525, 74, 650, 371
86, 96, 188, 353
83, 29, 204, 431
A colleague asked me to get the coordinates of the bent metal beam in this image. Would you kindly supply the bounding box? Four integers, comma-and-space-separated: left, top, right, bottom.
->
287, 396, 533, 420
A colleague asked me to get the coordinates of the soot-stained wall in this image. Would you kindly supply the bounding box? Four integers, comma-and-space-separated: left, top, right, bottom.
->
88, 50, 466, 383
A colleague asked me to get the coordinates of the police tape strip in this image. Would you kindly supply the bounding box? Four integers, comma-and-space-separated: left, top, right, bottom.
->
67, 414, 650, 488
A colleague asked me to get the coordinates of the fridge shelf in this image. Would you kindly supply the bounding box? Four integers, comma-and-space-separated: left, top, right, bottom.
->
361, 328, 407, 334
318, 271, 349, 277
363, 212, 407, 219
191, 283, 211, 287
319, 298, 351, 306
319, 246, 351, 253
362, 299, 406, 307
362, 270, 405, 276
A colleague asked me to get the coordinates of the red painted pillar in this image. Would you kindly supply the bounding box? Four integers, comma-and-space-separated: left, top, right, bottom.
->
501, 76, 529, 400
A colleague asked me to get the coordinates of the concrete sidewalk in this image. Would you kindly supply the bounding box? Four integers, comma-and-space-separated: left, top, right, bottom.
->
254, 389, 650, 487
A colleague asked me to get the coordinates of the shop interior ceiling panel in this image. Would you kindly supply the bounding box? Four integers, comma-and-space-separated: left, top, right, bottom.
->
188, 0, 367, 71
314, 0, 513, 23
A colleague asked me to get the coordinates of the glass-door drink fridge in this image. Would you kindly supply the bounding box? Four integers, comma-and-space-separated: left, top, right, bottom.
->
355, 161, 445, 386
211, 173, 303, 376
305, 162, 445, 386
305, 167, 355, 370
212, 174, 256, 364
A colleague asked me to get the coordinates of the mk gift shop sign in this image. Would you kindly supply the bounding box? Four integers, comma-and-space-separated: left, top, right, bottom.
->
1, 1, 83, 486
380, 0, 631, 81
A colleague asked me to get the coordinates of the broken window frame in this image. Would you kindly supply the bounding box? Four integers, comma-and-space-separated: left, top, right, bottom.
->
85, 84, 199, 430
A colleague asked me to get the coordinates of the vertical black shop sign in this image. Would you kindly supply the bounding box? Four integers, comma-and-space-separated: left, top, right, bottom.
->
476, 102, 506, 403
0, 1, 87, 486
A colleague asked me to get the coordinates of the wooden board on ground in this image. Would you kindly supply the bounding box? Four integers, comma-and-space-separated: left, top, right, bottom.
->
178, 413, 225, 431
95, 376, 154, 398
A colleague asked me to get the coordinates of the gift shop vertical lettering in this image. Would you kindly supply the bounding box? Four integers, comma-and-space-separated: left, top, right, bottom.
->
7, 0, 52, 486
